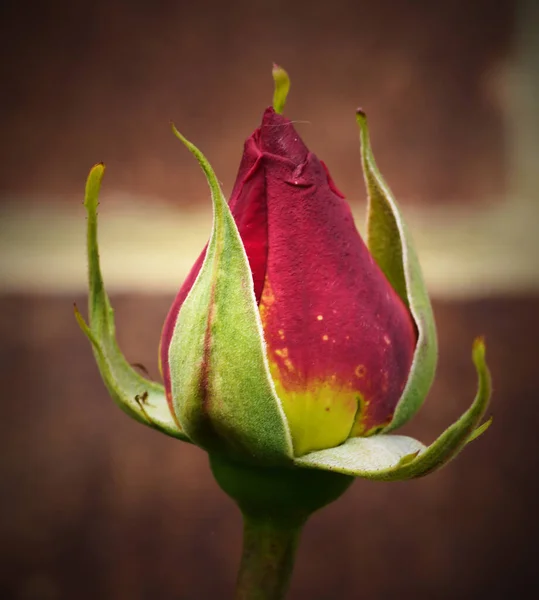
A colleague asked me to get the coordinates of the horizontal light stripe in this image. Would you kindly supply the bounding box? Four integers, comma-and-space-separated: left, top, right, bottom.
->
1, 194, 537, 298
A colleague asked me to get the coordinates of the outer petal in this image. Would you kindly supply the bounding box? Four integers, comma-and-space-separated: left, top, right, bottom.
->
295, 338, 492, 480
75, 164, 189, 441
356, 110, 438, 432
257, 109, 417, 456
167, 127, 293, 465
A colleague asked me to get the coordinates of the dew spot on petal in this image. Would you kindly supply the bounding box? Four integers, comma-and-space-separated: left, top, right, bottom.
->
322, 334, 329, 341
317, 315, 323, 321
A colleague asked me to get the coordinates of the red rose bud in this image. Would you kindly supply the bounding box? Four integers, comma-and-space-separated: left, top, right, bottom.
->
76, 71, 494, 600
80, 66, 491, 480
161, 107, 417, 456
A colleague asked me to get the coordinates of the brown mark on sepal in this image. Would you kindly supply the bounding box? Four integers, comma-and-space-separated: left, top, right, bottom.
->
134, 390, 151, 421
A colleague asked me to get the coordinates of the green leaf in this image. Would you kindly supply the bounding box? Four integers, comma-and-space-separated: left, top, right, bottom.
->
76, 164, 189, 441
167, 127, 294, 465
272, 63, 290, 115
356, 110, 438, 432
295, 338, 492, 480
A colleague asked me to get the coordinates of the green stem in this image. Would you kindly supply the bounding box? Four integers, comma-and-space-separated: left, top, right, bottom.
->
235, 514, 304, 600
210, 453, 354, 600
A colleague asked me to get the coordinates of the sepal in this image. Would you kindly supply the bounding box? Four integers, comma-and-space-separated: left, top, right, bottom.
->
295, 338, 492, 480
356, 110, 438, 432
167, 127, 294, 465
76, 164, 189, 441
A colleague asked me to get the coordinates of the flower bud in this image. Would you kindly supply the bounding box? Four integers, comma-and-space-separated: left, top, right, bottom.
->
79, 66, 492, 482
161, 108, 417, 457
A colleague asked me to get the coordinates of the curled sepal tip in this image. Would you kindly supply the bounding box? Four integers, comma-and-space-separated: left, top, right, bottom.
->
76, 164, 190, 442
295, 338, 492, 481
272, 63, 290, 114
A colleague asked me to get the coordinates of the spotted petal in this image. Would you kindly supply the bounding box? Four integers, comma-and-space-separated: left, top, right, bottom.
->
295, 339, 491, 480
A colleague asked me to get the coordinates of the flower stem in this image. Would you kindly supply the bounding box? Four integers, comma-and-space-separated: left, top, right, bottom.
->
235, 513, 305, 600
210, 453, 354, 599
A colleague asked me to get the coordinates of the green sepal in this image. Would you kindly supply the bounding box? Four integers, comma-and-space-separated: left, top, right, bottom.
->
167, 127, 294, 465
76, 164, 189, 441
356, 110, 438, 432
295, 338, 492, 480
272, 63, 290, 115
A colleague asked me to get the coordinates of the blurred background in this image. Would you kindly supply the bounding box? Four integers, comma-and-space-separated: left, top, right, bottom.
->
1, 0, 538, 598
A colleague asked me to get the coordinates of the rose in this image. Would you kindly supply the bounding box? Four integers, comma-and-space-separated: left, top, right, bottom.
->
77, 66, 492, 598
77, 65, 491, 483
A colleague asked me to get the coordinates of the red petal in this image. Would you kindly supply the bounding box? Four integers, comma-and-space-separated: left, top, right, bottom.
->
257, 110, 417, 448
228, 136, 268, 302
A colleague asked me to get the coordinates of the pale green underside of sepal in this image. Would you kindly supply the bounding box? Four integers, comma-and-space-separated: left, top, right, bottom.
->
168, 127, 294, 465
295, 338, 492, 480
356, 110, 438, 432
75, 164, 189, 442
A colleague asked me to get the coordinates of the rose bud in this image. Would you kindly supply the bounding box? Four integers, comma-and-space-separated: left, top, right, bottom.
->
77, 66, 491, 483
161, 107, 420, 459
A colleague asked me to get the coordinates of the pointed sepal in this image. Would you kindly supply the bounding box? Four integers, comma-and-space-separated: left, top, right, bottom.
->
356, 110, 438, 432
76, 164, 189, 441
295, 338, 492, 480
166, 126, 294, 465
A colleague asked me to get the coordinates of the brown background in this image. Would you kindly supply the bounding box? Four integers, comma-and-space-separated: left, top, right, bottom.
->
2, 1, 538, 599
2, 295, 538, 600
1, 0, 510, 206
